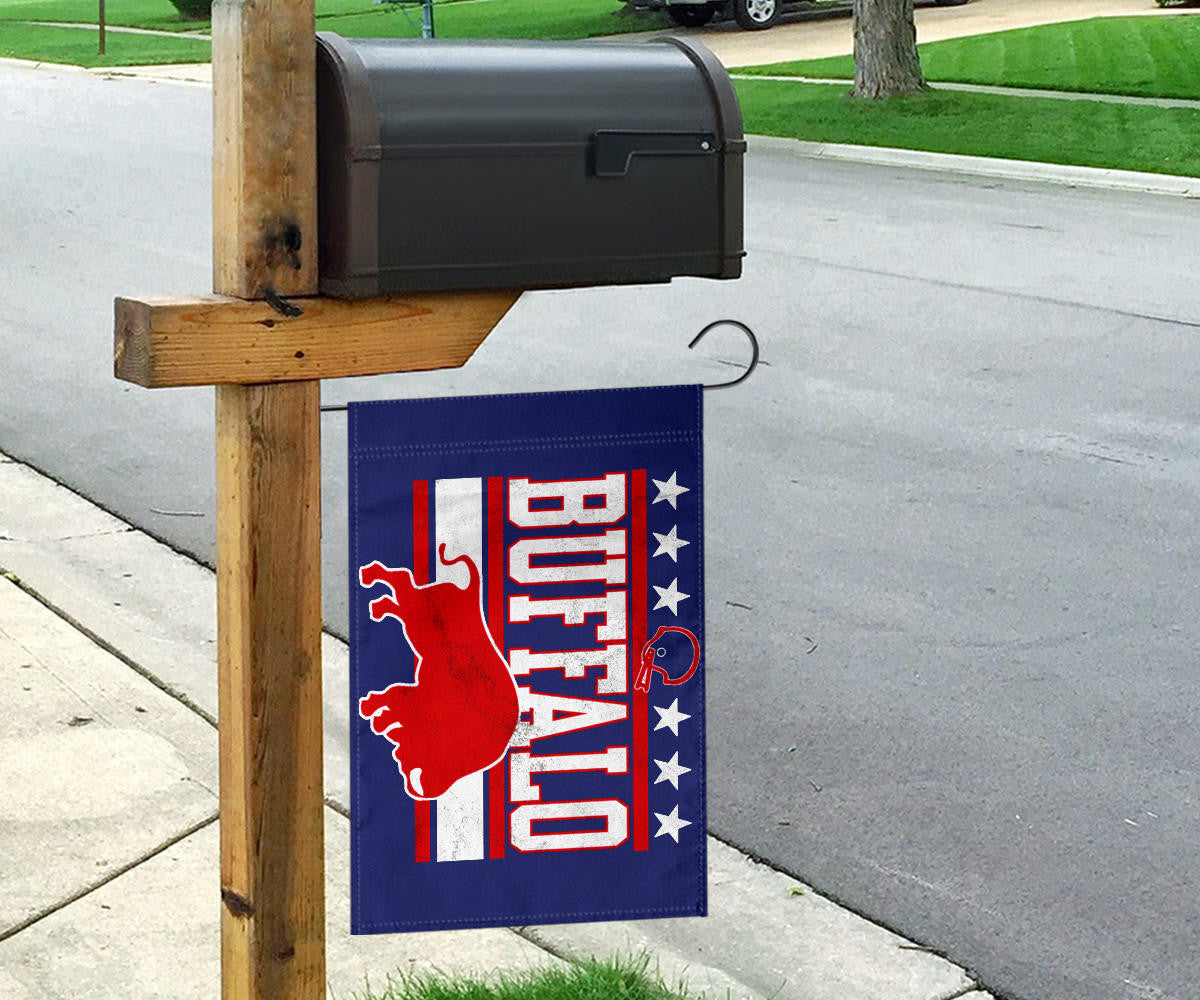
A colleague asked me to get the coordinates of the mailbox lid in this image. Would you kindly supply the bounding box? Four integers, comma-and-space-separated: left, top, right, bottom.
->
330, 35, 741, 145
316, 34, 744, 296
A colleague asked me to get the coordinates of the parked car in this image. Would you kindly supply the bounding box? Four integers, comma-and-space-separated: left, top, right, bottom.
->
653, 0, 780, 30
628, 0, 967, 33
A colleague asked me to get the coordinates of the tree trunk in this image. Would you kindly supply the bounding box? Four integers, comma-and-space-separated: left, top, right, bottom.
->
852, 0, 926, 99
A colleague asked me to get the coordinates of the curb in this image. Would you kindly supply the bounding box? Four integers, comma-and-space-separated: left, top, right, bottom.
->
0, 55, 211, 84
0, 55, 92, 74
90, 64, 211, 84
748, 134, 1200, 198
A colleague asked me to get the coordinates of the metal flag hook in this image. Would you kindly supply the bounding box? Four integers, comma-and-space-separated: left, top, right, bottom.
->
689, 319, 759, 391
321, 318, 761, 413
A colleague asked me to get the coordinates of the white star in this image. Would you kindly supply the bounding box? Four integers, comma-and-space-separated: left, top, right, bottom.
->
652, 472, 690, 510
652, 577, 690, 615
652, 524, 690, 562
653, 751, 692, 790
653, 698, 691, 736
654, 804, 692, 843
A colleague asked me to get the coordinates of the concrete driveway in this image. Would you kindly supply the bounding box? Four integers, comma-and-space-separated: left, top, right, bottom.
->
609, 0, 1192, 67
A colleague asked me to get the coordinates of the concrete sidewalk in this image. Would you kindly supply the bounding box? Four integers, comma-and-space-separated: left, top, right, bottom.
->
737, 74, 1200, 111
0, 448, 992, 999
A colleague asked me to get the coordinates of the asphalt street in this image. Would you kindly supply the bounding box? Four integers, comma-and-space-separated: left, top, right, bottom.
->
3, 62, 1200, 1000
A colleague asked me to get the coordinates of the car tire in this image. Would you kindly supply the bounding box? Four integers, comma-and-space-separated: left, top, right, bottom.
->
668, 3, 717, 26
732, 0, 780, 30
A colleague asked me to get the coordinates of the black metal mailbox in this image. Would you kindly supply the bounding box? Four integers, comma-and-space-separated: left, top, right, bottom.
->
315, 33, 745, 298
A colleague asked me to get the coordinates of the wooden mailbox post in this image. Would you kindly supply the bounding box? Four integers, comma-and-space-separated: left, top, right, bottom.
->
113, 1, 517, 996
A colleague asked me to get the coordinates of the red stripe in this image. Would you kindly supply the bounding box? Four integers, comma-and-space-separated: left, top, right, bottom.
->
486, 476, 507, 859
631, 470, 649, 851
412, 480, 432, 864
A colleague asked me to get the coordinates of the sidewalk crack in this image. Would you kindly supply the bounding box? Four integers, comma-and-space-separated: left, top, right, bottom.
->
936, 987, 984, 1000
54, 527, 138, 542
0, 566, 217, 729
0, 811, 218, 945
510, 925, 588, 967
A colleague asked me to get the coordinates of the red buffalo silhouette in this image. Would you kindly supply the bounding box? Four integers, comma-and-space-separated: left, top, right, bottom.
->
358, 545, 519, 800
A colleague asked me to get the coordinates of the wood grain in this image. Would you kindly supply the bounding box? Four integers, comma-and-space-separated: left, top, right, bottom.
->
217, 381, 324, 1000
210, 3, 324, 999
114, 291, 519, 387
212, 0, 318, 299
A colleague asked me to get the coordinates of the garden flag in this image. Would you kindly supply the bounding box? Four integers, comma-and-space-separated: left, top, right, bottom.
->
349, 386, 705, 933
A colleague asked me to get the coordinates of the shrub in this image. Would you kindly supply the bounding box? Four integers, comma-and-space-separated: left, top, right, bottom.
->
169, 0, 211, 20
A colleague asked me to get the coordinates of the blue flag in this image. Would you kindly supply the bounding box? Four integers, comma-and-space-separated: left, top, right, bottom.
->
349, 386, 705, 933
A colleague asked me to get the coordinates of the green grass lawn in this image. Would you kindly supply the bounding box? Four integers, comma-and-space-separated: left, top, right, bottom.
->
0, 0, 488, 28
315, 0, 666, 42
735, 78, 1200, 176
0, 0, 203, 31
352, 957, 697, 1000
0, 0, 668, 65
738, 14, 1200, 100
7, 0, 1200, 179
0, 20, 211, 65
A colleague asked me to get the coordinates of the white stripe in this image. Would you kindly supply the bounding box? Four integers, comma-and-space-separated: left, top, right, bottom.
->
434, 477, 485, 863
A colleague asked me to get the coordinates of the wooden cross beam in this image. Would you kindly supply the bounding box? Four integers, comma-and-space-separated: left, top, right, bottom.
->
113, 2, 517, 997
114, 291, 520, 388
